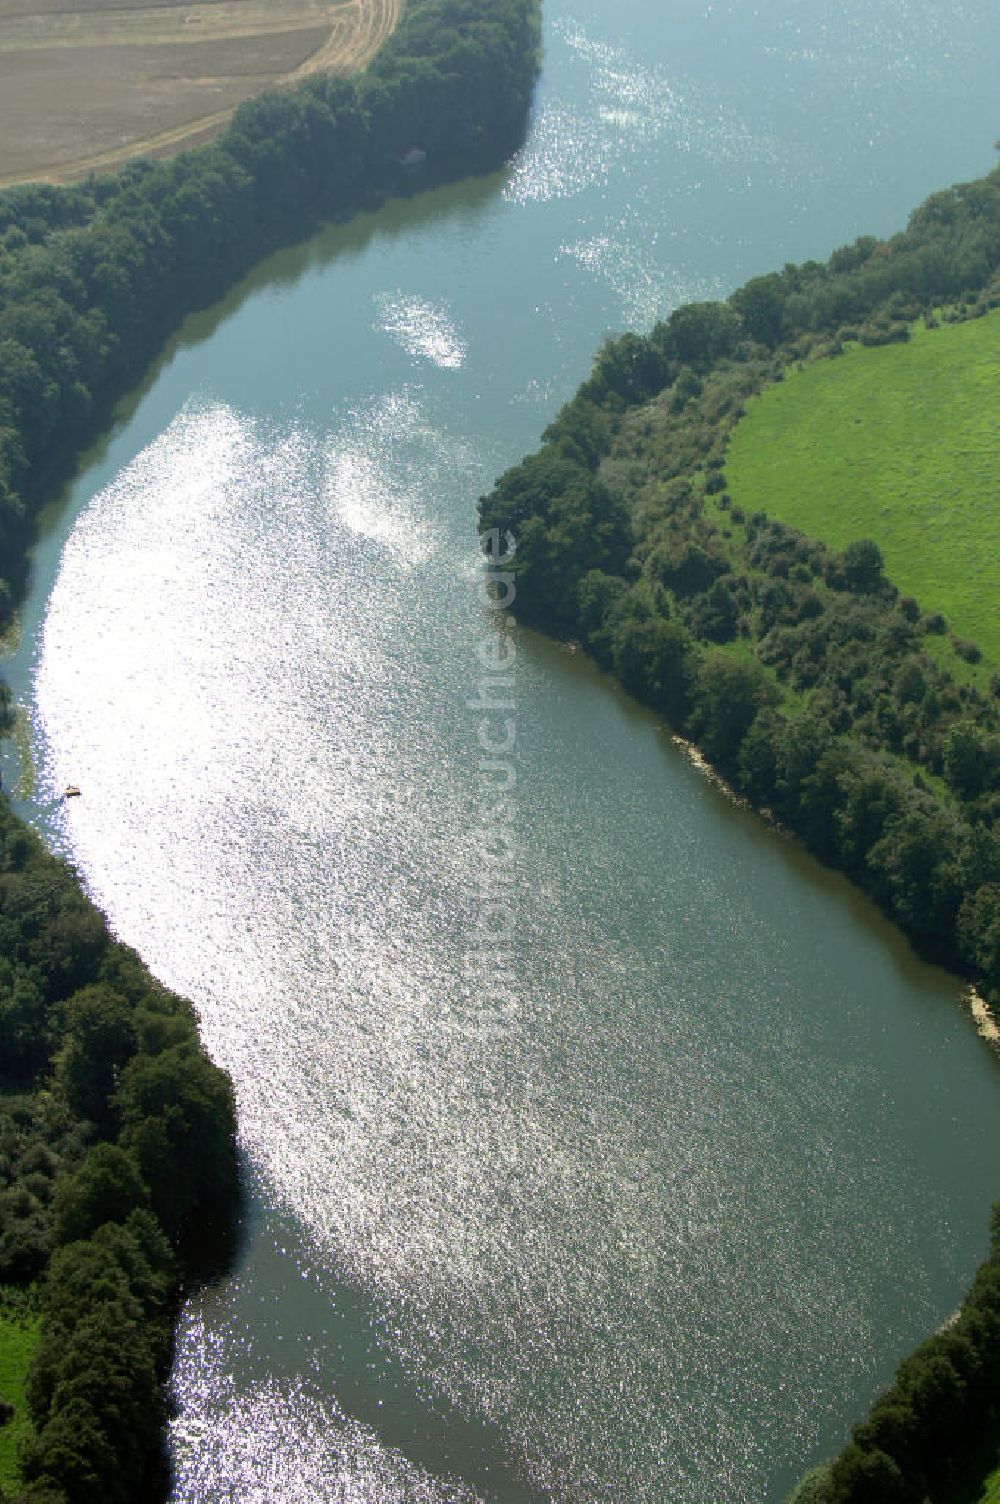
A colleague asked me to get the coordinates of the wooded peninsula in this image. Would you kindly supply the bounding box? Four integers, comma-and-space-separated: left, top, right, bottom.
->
479, 160, 1000, 1502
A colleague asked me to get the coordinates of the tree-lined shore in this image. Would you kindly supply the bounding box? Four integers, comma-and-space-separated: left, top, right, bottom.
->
479, 159, 1000, 1502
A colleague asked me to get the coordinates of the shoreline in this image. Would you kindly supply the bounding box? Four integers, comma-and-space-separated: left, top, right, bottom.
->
669, 732, 752, 808
668, 730, 787, 832
966, 985, 1000, 1048
670, 734, 1000, 1053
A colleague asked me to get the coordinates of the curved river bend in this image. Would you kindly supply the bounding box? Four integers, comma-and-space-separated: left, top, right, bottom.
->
8, 2, 1000, 1501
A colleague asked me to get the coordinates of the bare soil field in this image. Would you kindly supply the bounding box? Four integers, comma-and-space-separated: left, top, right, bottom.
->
0, 0, 403, 186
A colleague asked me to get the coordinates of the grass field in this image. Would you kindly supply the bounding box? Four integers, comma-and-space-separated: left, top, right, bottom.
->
0, 1305, 39, 1494
978, 1465, 1000, 1504
0, 0, 403, 187
725, 312, 1000, 666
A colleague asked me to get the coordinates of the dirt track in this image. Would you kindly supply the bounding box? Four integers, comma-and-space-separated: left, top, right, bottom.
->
0, 0, 404, 187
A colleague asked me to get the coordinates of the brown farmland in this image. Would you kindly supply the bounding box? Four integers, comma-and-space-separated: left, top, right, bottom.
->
0, 0, 404, 187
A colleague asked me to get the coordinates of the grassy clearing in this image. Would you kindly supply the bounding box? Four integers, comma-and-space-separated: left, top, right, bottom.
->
0, 1300, 39, 1495
979, 1465, 1000, 1504
725, 312, 1000, 669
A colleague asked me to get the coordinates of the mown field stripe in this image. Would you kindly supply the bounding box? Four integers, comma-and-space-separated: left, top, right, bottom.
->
0, 0, 404, 188
0, 1309, 40, 1495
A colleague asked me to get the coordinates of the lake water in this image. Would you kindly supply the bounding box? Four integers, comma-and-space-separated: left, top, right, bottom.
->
9, 1, 1000, 1500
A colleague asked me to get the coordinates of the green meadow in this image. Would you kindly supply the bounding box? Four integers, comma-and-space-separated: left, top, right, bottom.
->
0, 1300, 38, 1493
725, 311, 1000, 664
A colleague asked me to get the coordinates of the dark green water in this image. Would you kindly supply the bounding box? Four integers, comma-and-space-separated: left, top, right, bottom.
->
9, 2, 1000, 1500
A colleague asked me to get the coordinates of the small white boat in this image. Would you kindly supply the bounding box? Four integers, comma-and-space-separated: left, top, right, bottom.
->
64, 785, 82, 799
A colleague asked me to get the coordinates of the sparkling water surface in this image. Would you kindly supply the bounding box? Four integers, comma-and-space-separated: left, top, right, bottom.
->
11, 1, 1000, 1500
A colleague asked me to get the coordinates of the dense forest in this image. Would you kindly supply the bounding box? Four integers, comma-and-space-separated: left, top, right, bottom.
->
479, 159, 1000, 1500
0, 0, 542, 1498
0, 793, 239, 1504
